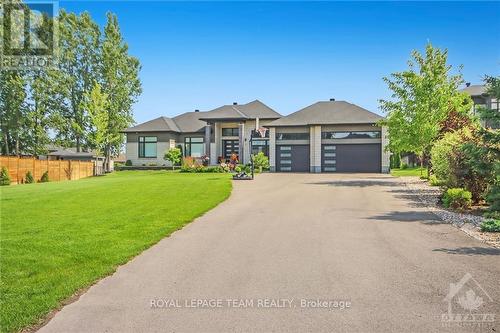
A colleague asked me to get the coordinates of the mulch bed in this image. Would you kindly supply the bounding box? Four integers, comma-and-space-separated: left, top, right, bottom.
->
399, 176, 499, 248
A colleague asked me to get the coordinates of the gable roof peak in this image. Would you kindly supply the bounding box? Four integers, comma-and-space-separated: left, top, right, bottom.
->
267, 100, 383, 127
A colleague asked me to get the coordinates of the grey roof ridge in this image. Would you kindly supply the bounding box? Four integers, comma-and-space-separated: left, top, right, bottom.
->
161, 115, 181, 132
231, 105, 249, 118
167, 115, 181, 132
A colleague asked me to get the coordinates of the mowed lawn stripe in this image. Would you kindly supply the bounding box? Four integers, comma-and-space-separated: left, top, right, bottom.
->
0, 171, 232, 333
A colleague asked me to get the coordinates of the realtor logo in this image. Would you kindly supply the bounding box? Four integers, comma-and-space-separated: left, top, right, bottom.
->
1, 0, 58, 69
442, 273, 495, 329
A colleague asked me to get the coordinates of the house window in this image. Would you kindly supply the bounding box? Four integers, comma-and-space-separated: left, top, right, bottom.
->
251, 139, 269, 156
222, 128, 239, 136
321, 131, 381, 139
138, 136, 157, 158
276, 133, 309, 140
185, 137, 204, 157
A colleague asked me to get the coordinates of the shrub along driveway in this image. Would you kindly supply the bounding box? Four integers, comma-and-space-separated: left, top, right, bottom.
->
39, 173, 499, 333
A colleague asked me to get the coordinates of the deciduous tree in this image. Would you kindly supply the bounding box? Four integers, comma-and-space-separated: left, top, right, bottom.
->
83, 82, 111, 159
379, 43, 472, 171
100, 12, 142, 171
53, 11, 101, 151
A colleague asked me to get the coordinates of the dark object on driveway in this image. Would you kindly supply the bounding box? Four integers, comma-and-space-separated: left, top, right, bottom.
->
233, 172, 253, 180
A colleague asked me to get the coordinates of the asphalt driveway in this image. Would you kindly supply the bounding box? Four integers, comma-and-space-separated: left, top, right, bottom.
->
39, 173, 500, 333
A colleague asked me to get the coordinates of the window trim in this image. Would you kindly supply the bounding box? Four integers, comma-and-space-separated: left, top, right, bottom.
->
138, 136, 158, 158
222, 128, 240, 137
184, 137, 204, 157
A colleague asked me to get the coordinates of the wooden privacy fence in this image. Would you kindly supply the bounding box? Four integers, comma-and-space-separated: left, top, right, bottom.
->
0, 157, 95, 184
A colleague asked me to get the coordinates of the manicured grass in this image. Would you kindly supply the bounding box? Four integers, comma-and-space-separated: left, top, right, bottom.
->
390, 167, 429, 178
0, 171, 232, 333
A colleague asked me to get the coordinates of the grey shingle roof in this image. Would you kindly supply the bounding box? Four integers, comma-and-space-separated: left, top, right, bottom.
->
268, 101, 383, 127
48, 148, 99, 158
123, 116, 181, 133
235, 100, 281, 119
199, 105, 247, 121
199, 100, 280, 121
124, 100, 280, 133
173, 112, 207, 133
460, 84, 487, 96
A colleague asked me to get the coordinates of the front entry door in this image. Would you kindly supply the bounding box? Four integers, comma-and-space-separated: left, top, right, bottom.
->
223, 140, 239, 159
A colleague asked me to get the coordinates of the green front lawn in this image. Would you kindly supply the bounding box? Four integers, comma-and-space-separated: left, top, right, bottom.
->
390, 167, 429, 178
0, 171, 232, 333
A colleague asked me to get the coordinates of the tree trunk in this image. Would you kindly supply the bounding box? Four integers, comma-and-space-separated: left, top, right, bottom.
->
76, 136, 81, 152
420, 154, 424, 177
427, 157, 432, 178
33, 101, 39, 157
3, 133, 9, 155
104, 145, 111, 173
15, 134, 20, 156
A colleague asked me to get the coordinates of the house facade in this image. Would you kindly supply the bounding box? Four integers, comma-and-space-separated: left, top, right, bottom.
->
461, 83, 499, 128
461, 83, 499, 114
123, 99, 390, 173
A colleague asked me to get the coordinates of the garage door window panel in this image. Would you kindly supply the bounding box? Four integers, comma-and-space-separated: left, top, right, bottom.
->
277, 145, 310, 172
322, 131, 381, 139
277, 133, 310, 140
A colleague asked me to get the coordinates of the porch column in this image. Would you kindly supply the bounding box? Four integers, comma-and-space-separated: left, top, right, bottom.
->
310, 125, 321, 173
238, 122, 244, 163
269, 127, 276, 172
204, 124, 211, 161
214, 122, 221, 158
381, 126, 390, 173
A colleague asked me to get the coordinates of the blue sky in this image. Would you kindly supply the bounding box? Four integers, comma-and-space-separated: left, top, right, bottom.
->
60, 1, 500, 123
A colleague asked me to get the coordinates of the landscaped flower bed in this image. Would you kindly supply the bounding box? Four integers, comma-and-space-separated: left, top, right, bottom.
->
399, 176, 499, 247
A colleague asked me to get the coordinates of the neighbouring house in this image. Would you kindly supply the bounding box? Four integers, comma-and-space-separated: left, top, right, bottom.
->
461, 83, 499, 129
113, 153, 127, 164
44, 147, 104, 162
40, 145, 106, 174
461, 83, 499, 115
123, 99, 390, 173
